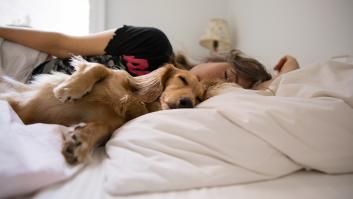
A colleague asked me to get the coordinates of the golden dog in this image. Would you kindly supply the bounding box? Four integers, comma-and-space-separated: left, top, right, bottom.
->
0, 57, 204, 164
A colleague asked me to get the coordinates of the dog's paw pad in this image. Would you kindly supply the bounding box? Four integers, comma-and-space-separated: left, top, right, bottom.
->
62, 126, 88, 165
53, 86, 75, 102
53, 85, 90, 103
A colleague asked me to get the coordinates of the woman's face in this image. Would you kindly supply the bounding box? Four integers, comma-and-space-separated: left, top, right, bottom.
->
190, 62, 252, 88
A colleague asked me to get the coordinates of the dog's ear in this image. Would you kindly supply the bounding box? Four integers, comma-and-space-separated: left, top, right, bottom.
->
201, 79, 227, 100
130, 64, 176, 103
202, 79, 241, 100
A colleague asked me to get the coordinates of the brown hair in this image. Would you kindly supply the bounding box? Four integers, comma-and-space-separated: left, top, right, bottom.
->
171, 49, 272, 87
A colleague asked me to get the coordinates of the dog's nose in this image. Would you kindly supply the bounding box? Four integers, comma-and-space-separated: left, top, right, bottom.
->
178, 97, 193, 108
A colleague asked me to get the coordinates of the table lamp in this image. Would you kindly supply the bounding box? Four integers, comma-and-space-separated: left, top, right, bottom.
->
199, 18, 232, 54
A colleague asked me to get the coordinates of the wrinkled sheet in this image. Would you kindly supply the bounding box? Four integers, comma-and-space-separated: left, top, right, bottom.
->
0, 101, 81, 198
0, 37, 47, 82
31, 152, 353, 199
103, 58, 353, 195
0, 39, 81, 198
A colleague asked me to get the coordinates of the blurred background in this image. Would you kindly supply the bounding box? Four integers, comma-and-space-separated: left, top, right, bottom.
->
1, 0, 353, 69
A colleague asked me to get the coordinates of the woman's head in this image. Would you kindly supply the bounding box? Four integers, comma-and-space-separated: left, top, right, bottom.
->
188, 49, 272, 88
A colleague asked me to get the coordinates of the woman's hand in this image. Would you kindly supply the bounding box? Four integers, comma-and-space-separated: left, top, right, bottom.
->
273, 55, 300, 76
252, 55, 299, 90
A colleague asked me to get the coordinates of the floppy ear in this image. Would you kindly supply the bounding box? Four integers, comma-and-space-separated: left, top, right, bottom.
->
130, 64, 176, 103
202, 79, 240, 99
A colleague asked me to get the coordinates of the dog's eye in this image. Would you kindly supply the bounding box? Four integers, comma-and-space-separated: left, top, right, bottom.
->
196, 96, 202, 102
178, 76, 188, 86
224, 71, 228, 80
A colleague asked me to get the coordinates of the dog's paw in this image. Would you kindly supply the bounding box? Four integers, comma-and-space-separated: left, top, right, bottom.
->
62, 123, 89, 165
53, 83, 93, 102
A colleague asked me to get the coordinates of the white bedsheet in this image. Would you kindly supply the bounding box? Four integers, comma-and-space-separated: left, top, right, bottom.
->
0, 101, 82, 199
31, 149, 353, 199
0, 37, 48, 82
0, 38, 81, 199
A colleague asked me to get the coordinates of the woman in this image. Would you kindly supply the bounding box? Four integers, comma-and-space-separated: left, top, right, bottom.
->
188, 51, 299, 90
0, 25, 174, 77
0, 26, 299, 90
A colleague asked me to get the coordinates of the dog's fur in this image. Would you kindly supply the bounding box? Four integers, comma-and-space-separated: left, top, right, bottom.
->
0, 57, 204, 164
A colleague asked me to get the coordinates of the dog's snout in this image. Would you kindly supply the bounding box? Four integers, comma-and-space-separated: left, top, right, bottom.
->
178, 97, 193, 108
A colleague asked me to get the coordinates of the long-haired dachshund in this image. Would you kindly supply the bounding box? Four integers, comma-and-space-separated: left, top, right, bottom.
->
0, 57, 205, 164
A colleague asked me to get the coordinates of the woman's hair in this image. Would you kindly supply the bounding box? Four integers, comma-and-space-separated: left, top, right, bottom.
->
171, 49, 272, 87
206, 49, 272, 86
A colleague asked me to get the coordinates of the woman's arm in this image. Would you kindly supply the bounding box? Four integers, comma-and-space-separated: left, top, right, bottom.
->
253, 55, 300, 90
0, 26, 115, 58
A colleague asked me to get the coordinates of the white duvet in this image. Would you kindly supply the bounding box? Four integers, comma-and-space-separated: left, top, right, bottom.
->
103, 58, 353, 195
1, 58, 353, 198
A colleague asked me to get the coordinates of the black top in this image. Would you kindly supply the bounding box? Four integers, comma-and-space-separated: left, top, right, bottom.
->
31, 25, 173, 78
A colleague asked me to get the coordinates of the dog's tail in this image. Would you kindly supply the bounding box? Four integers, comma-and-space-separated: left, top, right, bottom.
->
69, 55, 91, 71
0, 75, 32, 93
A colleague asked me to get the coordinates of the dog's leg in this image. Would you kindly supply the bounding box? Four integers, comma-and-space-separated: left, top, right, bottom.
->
53, 64, 111, 102
62, 121, 118, 165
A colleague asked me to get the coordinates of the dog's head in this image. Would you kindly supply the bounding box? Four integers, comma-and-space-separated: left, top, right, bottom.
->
159, 65, 204, 109
132, 64, 205, 110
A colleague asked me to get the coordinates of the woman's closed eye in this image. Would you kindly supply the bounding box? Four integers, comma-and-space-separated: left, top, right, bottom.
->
224, 69, 237, 83
224, 71, 228, 81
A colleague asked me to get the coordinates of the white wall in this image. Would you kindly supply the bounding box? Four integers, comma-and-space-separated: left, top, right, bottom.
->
105, 0, 230, 61
229, 0, 353, 67
0, 0, 89, 35
104, 0, 353, 68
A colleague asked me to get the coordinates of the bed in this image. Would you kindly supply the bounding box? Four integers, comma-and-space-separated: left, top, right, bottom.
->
1, 39, 353, 199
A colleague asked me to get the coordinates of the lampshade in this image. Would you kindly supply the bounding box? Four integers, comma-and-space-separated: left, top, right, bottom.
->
199, 18, 232, 52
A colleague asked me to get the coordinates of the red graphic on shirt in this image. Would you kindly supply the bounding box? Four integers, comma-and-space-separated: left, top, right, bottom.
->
123, 55, 150, 76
